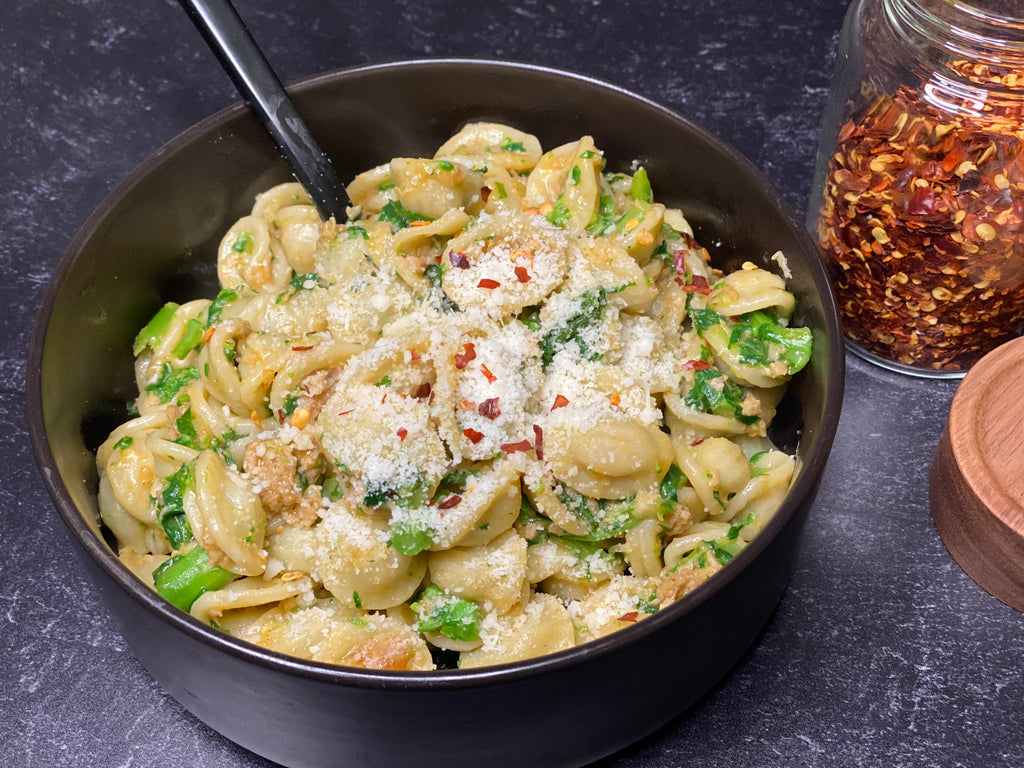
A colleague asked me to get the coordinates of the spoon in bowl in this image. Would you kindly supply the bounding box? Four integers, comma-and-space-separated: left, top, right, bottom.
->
176, 0, 349, 222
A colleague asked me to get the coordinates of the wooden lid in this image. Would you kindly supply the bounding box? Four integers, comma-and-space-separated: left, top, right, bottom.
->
930, 335, 1024, 611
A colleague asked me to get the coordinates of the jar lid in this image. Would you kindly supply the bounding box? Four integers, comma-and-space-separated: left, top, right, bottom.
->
930, 336, 1024, 611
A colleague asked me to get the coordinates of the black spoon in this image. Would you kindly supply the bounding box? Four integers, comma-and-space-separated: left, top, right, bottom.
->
177, 0, 349, 222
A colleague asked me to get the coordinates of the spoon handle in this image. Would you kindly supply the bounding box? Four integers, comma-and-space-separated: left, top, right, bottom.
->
177, 0, 349, 222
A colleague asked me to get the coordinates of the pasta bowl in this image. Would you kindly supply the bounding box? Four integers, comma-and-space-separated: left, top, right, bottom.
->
27, 59, 843, 768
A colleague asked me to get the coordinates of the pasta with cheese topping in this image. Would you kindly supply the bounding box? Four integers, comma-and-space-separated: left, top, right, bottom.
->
96, 123, 812, 671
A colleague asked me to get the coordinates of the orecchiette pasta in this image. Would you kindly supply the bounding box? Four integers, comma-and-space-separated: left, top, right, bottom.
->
97, 123, 812, 671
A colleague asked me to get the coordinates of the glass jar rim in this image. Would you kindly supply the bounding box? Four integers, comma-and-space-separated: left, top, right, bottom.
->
888, 0, 1024, 60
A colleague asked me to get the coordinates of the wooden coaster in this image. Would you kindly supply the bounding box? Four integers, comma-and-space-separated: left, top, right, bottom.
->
930, 336, 1024, 611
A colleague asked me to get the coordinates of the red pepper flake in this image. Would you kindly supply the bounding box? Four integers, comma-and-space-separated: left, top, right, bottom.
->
478, 397, 501, 420
277, 409, 285, 425
463, 428, 485, 444
202, 326, 216, 343
454, 342, 476, 369
690, 438, 704, 446
396, 427, 408, 441
459, 398, 477, 411
339, 409, 354, 416
450, 251, 470, 269
514, 266, 531, 283
500, 439, 533, 454
409, 348, 422, 361
477, 278, 501, 289
551, 394, 570, 410
675, 274, 711, 294
438, 494, 462, 510
609, 394, 621, 407
480, 186, 492, 202
618, 611, 639, 623
682, 359, 712, 370
414, 382, 432, 400
291, 344, 314, 352
532, 424, 544, 460
479, 364, 497, 383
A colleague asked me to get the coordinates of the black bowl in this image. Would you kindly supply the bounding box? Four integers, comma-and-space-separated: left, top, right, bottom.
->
27, 59, 844, 768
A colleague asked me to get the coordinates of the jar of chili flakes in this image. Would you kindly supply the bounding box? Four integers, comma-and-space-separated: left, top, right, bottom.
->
809, 0, 1024, 376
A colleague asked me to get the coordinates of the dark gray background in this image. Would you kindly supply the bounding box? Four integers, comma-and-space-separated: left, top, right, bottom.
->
3, 1, 1021, 766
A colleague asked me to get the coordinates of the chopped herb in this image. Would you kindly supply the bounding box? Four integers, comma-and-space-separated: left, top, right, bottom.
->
378, 200, 432, 231
322, 476, 344, 502
205, 288, 238, 327
377, 179, 396, 191
499, 137, 526, 153
223, 338, 236, 363
374, 375, 392, 387
545, 196, 572, 227
352, 591, 363, 609
283, 393, 300, 417
494, 181, 507, 199
437, 160, 454, 171
113, 436, 133, 452
424, 262, 459, 312
636, 592, 659, 615
691, 307, 724, 334
749, 452, 771, 478
231, 231, 254, 253
145, 363, 199, 404
519, 304, 542, 332
289, 271, 324, 292
570, 165, 582, 185
173, 409, 199, 449
347, 225, 369, 240
659, 463, 687, 505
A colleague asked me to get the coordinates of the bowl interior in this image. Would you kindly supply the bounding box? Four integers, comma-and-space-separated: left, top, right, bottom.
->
29, 59, 843, 682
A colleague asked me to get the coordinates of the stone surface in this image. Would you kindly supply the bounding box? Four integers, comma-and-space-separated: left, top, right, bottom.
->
3, 0, 1021, 766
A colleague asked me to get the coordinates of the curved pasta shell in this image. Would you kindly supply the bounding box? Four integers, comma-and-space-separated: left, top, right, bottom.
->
186, 450, 268, 576
390, 158, 484, 220
313, 504, 427, 610
429, 460, 522, 550
458, 592, 574, 668
578, 237, 656, 313
434, 123, 542, 173
545, 415, 674, 500
708, 267, 795, 318
103, 440, 159, 523
569, 574, 658, 643
345, 163, 396, 215
189, 574, 313, 624
672, 436, 751, 518
218, 215, 290, 293
274, 203, 322, 275
241, 602, 434, 670
428, 529, 528, 615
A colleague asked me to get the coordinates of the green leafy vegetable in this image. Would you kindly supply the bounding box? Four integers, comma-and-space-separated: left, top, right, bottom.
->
153, 546, 235, 611
378, 200, 432, 231
629, 167, 652, 203
499, 137, 526, 153
173, 409, 199, 449
133, 303, 180, 356
389, 519, 434, 556
659, 463, 687, 504
172, 318, 205, 359
424, 262, 459, 313
145, 363, 199, 404
684, 368, 759, 425
412, 585, 482, 641
205, 288, 238, 327
545, 196, 572, 227
158, 462, 195, 549
539, 288, 607, 368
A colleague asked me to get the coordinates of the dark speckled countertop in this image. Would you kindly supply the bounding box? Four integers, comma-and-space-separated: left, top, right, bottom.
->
3, 1, 1022, 766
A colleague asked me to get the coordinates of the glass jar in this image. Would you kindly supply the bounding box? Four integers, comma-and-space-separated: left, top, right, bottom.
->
809, 0, 1024, 377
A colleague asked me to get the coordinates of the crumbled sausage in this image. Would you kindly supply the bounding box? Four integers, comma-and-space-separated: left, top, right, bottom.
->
243, 438, 322, 528
656, 564, 721, 606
